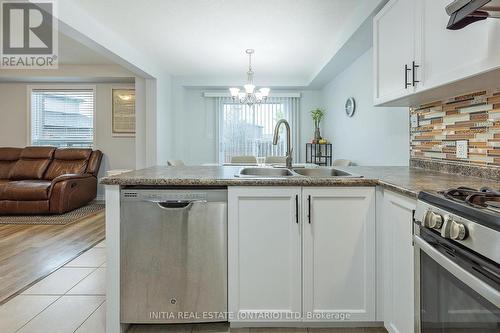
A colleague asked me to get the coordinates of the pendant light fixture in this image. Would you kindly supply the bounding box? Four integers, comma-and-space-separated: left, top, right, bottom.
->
229, 49, 270, 106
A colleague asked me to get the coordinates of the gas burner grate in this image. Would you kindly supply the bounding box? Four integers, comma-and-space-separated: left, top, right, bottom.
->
440, 187, 500, 212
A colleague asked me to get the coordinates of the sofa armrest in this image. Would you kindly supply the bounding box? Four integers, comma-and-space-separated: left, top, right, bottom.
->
49, 174, 98, 214
51, 173, 94, 185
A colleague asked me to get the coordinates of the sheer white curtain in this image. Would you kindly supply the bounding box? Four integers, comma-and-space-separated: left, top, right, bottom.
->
216, 96, 300, 164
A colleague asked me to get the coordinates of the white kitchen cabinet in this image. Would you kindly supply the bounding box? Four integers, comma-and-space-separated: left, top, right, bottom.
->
380, 190, 416, 333
416, 0, 500, 92
228, 187, 302, 323
228, 186, 377, 325
373, 0, 416, 104
303, 187, 376, 322
374, 0, 500, 106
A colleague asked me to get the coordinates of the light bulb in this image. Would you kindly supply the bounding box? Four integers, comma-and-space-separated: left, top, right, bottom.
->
244, 84, 255, 94
260, 87, 270, 97
229, 87, 240, 97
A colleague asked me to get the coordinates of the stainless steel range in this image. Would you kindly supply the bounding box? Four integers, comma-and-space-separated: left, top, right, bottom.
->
414, 187, 500, 333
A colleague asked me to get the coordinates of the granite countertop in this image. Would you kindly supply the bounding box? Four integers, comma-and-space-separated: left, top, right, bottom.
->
100, 165, 500, 199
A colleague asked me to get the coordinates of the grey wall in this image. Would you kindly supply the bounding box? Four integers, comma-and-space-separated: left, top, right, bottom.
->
320, 48, 409, 166
0, 82, 136, 196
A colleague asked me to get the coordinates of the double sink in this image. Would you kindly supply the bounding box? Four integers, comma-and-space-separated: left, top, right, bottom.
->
237, 167, 362, 178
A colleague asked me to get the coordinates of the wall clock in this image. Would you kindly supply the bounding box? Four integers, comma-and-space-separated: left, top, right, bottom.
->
345, 97, 356, 117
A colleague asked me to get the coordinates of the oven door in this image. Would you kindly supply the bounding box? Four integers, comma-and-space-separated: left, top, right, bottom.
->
414, 227, 500, 333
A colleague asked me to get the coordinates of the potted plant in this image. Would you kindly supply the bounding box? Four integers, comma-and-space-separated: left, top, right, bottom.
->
310, 108, 325, 142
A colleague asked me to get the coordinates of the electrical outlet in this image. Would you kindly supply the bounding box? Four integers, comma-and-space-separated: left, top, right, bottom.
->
456, 140, 468, 159
410, 114, 419, 128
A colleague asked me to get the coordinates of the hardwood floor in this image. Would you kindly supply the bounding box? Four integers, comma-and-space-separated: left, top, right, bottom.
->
0, 212, 105, 304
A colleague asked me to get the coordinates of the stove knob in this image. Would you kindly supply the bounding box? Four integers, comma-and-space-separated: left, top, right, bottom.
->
441, 217, 468, 240
450, 221, 467, 241
423, 211, 443, 229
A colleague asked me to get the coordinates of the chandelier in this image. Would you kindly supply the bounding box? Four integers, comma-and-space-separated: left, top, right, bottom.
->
229, 49, 270, 106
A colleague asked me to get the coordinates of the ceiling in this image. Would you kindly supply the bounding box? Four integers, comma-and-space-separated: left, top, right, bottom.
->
70, 0, 365, 81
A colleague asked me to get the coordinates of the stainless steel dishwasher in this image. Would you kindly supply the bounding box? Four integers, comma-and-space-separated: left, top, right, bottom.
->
120, 188, 227, 324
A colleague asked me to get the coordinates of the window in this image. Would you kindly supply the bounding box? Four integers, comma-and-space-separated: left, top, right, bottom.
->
30, 88, 95, 147
217, 97, 299, 163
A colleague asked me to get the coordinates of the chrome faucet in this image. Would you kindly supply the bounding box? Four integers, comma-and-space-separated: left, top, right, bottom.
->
273, 119, 293, 169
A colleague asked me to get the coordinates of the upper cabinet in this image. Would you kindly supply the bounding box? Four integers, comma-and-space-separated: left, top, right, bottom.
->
374, 0, 416, 102
374, 0, 500, 107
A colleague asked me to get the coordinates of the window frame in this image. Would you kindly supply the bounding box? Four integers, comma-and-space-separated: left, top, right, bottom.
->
27, 84, 97, 148
216, 99, 297, 164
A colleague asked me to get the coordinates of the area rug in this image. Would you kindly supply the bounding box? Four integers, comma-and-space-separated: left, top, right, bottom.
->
0, 202, 105, 225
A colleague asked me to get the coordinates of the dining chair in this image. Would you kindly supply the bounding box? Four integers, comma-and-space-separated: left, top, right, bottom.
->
333, 159, 352, 166
230, 156, 257, 164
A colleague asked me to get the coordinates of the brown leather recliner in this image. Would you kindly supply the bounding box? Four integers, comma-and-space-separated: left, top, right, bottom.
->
0, 146, 103, 215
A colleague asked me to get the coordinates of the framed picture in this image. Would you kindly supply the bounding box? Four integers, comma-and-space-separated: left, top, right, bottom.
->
112, 89, 135, 136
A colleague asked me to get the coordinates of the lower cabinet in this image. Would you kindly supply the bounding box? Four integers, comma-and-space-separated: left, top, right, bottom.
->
228, 187, 302, 323
303, 187, 376, 322
380, 190, 416, 333
228, 186, 376, 324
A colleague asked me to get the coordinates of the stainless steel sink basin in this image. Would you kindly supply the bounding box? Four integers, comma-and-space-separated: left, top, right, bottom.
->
292, 167, 361, 178
236, 167, 362, 178
237, 167, 295, 177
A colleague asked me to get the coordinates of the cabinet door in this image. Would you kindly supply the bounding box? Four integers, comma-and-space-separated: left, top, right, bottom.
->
416, 0, 500, 92
373, 0, 416, 104
381, 190, 416, 333
228, 187, 302, 323
303, 187, 376, 322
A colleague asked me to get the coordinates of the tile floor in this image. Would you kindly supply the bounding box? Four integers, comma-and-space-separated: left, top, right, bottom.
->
0, 239, 387, 333
0, 240, 106, 333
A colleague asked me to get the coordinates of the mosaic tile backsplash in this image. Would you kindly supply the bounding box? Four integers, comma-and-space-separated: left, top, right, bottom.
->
410, 90, 500, 167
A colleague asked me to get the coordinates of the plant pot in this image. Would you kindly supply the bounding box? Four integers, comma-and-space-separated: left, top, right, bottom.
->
314, 127, 322, 141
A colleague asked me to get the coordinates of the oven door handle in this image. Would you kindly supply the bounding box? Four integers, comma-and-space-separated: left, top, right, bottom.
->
414, 235, 500, 308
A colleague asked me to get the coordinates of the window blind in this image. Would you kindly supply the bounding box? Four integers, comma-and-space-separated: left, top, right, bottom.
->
31, 89, 95, 147
216, 97, 300, 164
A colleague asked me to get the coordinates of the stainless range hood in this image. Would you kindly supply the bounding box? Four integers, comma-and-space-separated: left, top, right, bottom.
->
446, 0, 500, 30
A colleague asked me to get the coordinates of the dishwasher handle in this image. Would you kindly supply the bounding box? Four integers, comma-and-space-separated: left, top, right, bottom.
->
142, 199, 207, 210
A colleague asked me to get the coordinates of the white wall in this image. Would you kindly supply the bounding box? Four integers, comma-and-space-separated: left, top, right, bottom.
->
0, 84, 27, 147
320, 48, 409, 166
0, 82, 136, 196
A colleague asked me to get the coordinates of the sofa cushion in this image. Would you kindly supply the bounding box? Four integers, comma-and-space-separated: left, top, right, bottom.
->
8, 147, 55, 180
20, 147, 55, 159
0, 148, 22, 179
0, 179, 9, 199
1, 180, 52, 200
43, 149, 92, 180
54, 148, 92, 161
